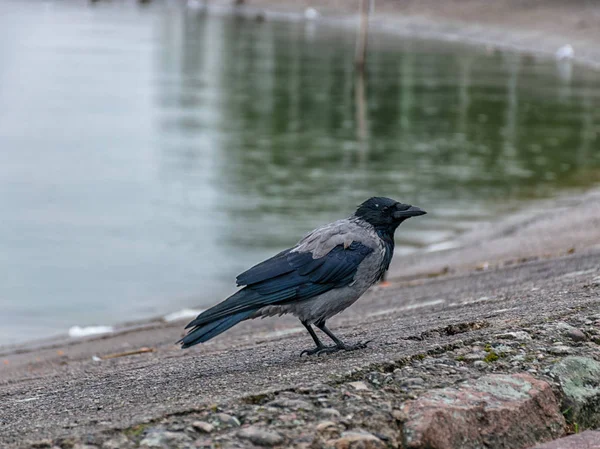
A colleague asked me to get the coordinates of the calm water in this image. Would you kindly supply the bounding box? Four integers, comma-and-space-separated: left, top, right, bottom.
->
1, 1, 600, 345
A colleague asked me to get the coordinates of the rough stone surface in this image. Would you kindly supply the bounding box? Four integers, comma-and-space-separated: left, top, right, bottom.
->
548, 345, 575, 356
101, 436, 131, 449
267, 398, 314, 410
320, 408, 341, 418
530, 431, 600, 449
551, 357, 600, 429
237, 426, 284, 446
192, 421, 214, 433
348, 381, 370, 391
401, 374, 565, 449
330, 431, 385, 449
139, 431, 192, 448
316, 421, 341, 440
214, 413, 241, 427
566, 329, 587, 342
556, 322, 588, 342
496, 331, 532, 341
3, 227, 600, 449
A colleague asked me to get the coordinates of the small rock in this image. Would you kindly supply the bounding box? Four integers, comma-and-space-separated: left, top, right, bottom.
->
366, 371, 389, 385
102, 436, 131, 449
529, 430, 600, 448
473, 361, 487, 369
140, 433, 165, 448
331, 431, 385, 449
215, 413, 240, 426
237, 426, 284, 446
566, 328, 587, 342
548, 345, 574, 355
551, 357, 600, 429
316, 421, 338, 431
192, 421, 214, 433
401, 374, 564, 449
276, 413, 297, 423
401, 377, 425, 387
557, 322, 587, 342
463, 351, 487, 361
55, 438, 76, 447
494, 344, 515, 355
139, 431, 192, 448
392, 410, 407, 421
319, 408, 341, 418
347, 381, 370, 391
73, 445, 99, 449
496, 331, 532, 341
316, 421, 340, 440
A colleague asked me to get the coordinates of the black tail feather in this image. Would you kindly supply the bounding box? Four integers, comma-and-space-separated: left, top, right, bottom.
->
178, 309, 256, 348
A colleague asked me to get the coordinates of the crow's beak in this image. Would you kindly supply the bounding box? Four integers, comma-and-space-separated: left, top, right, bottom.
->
393, 205, 427, 219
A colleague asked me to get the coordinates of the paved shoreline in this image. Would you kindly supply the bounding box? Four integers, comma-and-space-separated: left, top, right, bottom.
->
1, 233, 599, 448
2, 2, 600, 448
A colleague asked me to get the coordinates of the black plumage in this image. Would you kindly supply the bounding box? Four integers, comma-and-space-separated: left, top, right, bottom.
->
180, 242, 373, 348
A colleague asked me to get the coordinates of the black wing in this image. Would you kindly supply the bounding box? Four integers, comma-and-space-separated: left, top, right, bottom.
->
185, 242, 374, 329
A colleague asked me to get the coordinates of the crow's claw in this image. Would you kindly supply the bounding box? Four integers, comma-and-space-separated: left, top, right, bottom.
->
300, 345, 336, 356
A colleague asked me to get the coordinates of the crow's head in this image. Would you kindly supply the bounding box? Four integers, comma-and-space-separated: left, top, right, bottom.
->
354, 197, 426, 231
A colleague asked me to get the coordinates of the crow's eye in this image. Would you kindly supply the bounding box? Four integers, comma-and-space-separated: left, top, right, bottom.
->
382, 206, 390, 212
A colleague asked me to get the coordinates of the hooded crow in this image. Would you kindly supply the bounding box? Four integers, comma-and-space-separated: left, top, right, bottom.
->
180, 197, 426, 355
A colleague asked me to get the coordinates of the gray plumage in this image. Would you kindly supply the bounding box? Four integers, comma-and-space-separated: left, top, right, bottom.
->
254, 217, 385, 324
180, 197, 426, 355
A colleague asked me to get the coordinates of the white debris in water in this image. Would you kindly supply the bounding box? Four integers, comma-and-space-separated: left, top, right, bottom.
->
92, 355, 102, 362
304, 7, 320, 20
163, 308, 204, 323
68, 325, 114, 338
555, 44, 574, 60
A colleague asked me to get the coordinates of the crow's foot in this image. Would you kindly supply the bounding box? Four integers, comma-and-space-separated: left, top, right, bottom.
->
300, 340, 370, 356
300, 345, 336, 356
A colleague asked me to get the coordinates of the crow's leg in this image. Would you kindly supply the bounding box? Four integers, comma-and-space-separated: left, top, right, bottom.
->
299, 320, 335, 356
313, 320, 370, 354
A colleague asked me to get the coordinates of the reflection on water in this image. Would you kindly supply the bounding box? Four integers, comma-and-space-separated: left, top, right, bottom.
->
1, 1, 599, 344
